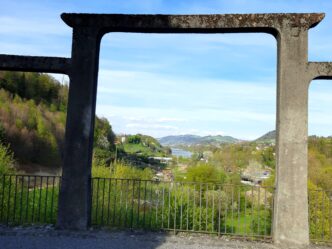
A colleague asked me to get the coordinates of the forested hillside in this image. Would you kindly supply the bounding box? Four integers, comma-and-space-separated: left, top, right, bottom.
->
0, 71, 115, 170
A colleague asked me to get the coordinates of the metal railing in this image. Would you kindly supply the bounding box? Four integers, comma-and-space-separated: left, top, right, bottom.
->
2, 174, 332, 243
91, 178, 274, 239
309, 189, 332, 243
0, 175, 60, 225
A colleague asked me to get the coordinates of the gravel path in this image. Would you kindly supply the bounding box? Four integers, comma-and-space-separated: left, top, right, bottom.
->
0, 226, 330, 249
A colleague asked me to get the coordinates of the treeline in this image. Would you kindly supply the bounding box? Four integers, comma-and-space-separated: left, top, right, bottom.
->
0, 71, 68, 112
0, 71, 115, 169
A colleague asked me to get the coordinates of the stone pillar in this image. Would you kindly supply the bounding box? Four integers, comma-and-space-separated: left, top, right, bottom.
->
273, 27, 311, 245
57, 27, 101, 229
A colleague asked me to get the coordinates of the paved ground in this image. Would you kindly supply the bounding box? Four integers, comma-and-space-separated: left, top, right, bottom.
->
0, 226, 330, 249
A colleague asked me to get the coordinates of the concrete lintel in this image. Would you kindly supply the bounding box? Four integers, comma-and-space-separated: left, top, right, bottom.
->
307, 62, 332, 80
61, 13, 324, 36
0, 54, 71, 75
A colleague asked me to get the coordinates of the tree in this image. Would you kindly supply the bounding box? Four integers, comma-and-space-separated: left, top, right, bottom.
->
186, 163, 226, 183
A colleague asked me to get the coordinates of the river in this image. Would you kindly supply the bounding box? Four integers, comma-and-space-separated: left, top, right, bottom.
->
171, 148, 192, 158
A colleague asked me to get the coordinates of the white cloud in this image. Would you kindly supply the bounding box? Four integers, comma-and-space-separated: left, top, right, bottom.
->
126, 123, 179, 131
157, 117, 187, 123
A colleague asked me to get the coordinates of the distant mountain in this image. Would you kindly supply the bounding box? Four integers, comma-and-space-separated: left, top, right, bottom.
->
255, 130, 276, 143
158, 134, 241, 146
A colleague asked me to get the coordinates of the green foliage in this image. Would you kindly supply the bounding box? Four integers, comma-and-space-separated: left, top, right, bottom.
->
250, 209, 272, 235
308, 136, 332, 192
185, 163, 226, 183
0, 71, 68, 111
127, 135, 142, 144
308, 180, 330, 240
0, 71, 116, 170
0, 143, 15, 175
123, 134, 171, 157
91, 179, 272, 237
0, 176, 59, 225
92, 162, 154, 180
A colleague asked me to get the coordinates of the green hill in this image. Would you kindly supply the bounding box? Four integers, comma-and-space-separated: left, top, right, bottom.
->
158, 134, 241, 146
121, 134, 171, 157
0, 71, 115, 171
254, 130, 276, 144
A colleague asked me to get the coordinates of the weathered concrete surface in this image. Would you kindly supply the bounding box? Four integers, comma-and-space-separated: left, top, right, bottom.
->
273, 23, 332, 246
57, 27, 101, 230
273, 27, 311, 245
61, 13, 324, 36
307, 62, 332, 79
0, 55, 70, 74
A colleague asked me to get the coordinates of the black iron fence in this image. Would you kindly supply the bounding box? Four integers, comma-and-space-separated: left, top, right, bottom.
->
0, 175, 60, 225
2, 174, 331, 243
91, 178, 274, 239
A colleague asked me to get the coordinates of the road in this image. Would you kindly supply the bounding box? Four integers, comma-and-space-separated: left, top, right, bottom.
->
0, 226, 329, 249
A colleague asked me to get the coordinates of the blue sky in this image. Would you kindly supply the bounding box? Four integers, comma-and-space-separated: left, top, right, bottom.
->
0, 0, 332, 139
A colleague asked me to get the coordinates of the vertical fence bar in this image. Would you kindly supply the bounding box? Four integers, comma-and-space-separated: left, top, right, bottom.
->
50, 176, 55, 223
136, 180, 141, 227
43, 176, 49, 223
100, 178, 106, 225
264, 187, 267, 236
143, 181, 147, 228
113, 179, 118, 227
173, 182, 177, 234
124, 179, 129, 227
6, 175, 12, 225
199, 183, 202, 231
149, 181, 153, 229
186, 186, 189, 231
95, 178, 100, 224
0, 175, 5, 222
314, 190, 318, 239
31, 176, 36, 223
237, 186, 240, 235
205, 183, 208, 232
154, 181, 157, 230
19, 176, 24, 224
251, 185, 254, 236
161, 183, 165, 229
168, 182, 171, 229
224, 185, 228, 234
180, 183, 183, 231
322, 190, 325, 240
218, 186, 221, 236
37, 176, 43, 223
107, 178, 112, 226
244, 186, 247, 236
193, 184, 196, 231
130, 180, 135, 229
257, 186, 261, 236
231, 185, 234, 234
212, 185, 215, 233
12, 176, 18, 224
118, 179, 124, 227
25, 176, 31, 223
